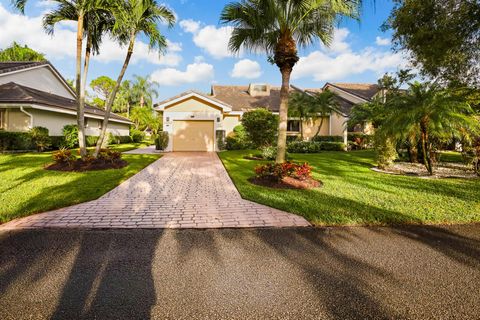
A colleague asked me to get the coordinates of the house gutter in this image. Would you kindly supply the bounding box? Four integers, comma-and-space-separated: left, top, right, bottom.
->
19, 106, 33, 128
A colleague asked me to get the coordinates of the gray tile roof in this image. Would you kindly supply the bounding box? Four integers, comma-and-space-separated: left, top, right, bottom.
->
0, 82, 131, 123
328, 83, 380, 100
0, 61, 48, 75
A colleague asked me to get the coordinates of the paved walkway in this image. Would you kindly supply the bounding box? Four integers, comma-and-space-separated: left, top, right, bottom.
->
0, 153, 310, 229
123, 145, 160, 154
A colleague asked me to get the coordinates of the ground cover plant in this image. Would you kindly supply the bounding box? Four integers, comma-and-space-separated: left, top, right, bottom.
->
219, 150, 480, 225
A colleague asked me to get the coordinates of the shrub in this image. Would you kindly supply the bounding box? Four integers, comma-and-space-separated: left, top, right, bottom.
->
241, 108, 278, 148
28, 127, 51, 152
108, 133, 132, 145
50, 136, 65, 149
287, 135, 301, 143
130, 129, 145, 143
155, 131, 169, 150
260, 146, 278, 160
0, 131, 33, 151
52, 147, 76, 164
226, 125, 251, 150
311, 135, 343, 143
375, 134, 397, 169
98, 149, 122, 163
86, 136, 99, 147
287, 141, 345, 153
255, 162, 312, 182
348, 133, 373, 150
62, 124, 79, 148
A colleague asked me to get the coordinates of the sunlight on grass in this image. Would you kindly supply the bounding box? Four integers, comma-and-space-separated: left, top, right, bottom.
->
0, 151, 160, 223
219, 150, 480, 226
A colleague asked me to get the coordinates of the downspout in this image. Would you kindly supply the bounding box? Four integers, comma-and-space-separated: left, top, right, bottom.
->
20, 106, 33, 129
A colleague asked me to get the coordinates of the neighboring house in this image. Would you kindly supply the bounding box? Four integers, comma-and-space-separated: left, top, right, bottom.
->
0, 61, 131, 136
155, 82, 380, 152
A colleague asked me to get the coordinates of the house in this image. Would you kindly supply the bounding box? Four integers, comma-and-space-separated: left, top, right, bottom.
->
155, 82, 380, 152
0, 61, 131, 137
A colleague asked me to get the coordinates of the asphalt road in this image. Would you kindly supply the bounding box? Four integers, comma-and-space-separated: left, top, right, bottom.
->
0, 225, 479, 320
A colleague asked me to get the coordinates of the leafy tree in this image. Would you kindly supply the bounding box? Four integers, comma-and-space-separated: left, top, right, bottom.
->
221, 0, 362, 163
129, 106, 161, 132
384, 0, 480, 86
90, 76, 116, 109
0, 42, 46, 61
241, 108, 279, 148
94, 0, 175, 157
381, 82, 480, 174
131, 75, 159, 108
113, 80, 135, 115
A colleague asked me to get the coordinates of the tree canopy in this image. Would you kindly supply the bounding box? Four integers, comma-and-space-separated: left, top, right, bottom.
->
0, 42, 46, 62
384, 0, 480, 87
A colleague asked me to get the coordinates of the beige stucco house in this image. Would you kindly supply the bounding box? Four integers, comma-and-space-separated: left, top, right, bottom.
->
155, 82, 379, 152
0, 61, 131, 136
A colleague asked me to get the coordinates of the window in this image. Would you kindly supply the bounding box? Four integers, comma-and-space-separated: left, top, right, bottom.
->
287, 120, 300, 132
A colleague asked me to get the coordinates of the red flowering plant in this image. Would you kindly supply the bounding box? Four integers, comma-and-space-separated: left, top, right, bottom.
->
254, 161, 312, 182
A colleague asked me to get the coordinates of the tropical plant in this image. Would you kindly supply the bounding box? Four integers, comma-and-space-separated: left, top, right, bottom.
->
94, 0, 175, 157
41, 0, 114, 158
221, 0, 361, 163
0, 42, 46, 61
28, 126, 51, 151
131, 75, 159, 108
381, 82, 480, 174
241, 108, 279, 148
155, 131, 169, 150
288, 92, 313, 140
62, 124, 79, 149
226, 125, 251, 150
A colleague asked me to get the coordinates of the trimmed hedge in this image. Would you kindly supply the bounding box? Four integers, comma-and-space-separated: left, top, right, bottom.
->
311, 135, 344, 143
287, 141, 346, 153
0, 131, 33, 151
108, 133, 132, 145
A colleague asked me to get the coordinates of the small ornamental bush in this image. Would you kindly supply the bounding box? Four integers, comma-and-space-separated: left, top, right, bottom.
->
98, 149, 122, 163
255, 162, 312, 182
29, 126, 51, 151
155, 131, 169, 150
130, 129, 145, 143
311, 135, 343, 143
86, 136, 99, 147
62, 124, 79, 148
241, 108, 278, 148
226, 125, 251, 150
260, 146, 278, 160
0, 131, 33, 151
52, 148, 76, 164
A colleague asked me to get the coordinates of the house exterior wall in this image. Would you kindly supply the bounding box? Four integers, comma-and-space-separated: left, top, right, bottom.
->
0, 66, 74, 99
302, 117, 330, 139
222, 115, 241, 135
2, 107, 129, 136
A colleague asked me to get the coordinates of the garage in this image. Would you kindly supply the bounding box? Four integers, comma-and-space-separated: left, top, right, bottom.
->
173, 120, 215, 152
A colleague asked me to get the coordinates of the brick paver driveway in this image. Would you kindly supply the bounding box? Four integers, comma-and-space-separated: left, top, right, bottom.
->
1, 153, 310, 229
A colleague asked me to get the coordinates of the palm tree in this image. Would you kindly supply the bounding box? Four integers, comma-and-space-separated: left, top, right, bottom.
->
42, 0, 113, 158
382, 82, 480, 174
221, 0, 361, 163
289, 92, 314, 140
94, 0, 175, 157
131, 75, 159, 108
310, 90, 339, 137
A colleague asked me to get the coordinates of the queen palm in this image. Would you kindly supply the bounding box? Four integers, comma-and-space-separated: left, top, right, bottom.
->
382, 82, 479, 174
221, 0, 361, 163
94, 0, 175, 157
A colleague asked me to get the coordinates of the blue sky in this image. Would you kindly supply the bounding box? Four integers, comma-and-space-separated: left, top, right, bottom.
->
0, 0, 406, 101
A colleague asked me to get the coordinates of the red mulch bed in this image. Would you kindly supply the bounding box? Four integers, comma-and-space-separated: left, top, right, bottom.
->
249, 176, 322, 189
45, 159, 128, 172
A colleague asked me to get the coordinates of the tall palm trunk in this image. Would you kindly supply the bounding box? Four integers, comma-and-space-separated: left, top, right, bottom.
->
420, 118, 433, 175
94, 33, 135, 157
274, 32, 298, 163
299, 116, 304, 140
80, 34, 92, 142
76, 12, 87, 158
314, 117, 325, 137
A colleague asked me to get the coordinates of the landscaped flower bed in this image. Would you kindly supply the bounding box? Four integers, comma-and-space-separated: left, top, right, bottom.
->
250, 161, 321, 189
46, 148, 127, 172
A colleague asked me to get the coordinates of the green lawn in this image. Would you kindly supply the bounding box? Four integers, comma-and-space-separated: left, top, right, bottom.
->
0, 149, 160, 223
219, 150, 480, 226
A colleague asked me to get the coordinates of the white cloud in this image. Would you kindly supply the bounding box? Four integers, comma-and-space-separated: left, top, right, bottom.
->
231, 59, 262, 79
291, 48, 407, 82
179, 19, 200, 33
375, 36, 391, 46
324, 28, 351, 53
180, 19, 236, 59
150, 61, 214, 86
0, 4, 181, 66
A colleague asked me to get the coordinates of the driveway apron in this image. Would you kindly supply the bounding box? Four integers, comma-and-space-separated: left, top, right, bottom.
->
1, 152, 310, 229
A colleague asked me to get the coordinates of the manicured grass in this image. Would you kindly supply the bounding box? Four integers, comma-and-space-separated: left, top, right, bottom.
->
0, 151, 160, 223
219, 150, 480, 226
